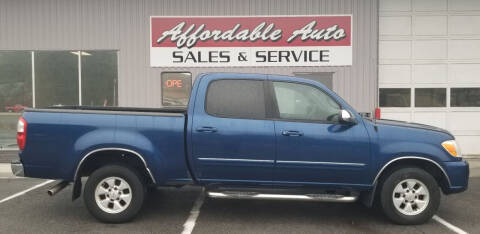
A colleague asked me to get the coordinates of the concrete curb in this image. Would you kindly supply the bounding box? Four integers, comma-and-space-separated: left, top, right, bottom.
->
0, 151, 19, 164
464, 155, 480, 160
0, 163, 13, 178
0, 163, 27, 179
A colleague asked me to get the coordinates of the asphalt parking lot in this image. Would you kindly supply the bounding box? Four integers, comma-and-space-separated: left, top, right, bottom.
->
0, 160, 479, 234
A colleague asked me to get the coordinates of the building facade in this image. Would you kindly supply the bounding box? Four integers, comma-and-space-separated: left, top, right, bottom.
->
379, 0, 480, 155
0, 0, 478, 154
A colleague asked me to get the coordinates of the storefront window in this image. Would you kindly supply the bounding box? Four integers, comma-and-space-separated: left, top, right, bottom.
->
415, 88, 446, 107
35, 51, 79, 108
0, 51, 32, 149
379, 88, 411, 107
81, 51, 118, 106
161, 72, 192, 107
0, 50, 118, 150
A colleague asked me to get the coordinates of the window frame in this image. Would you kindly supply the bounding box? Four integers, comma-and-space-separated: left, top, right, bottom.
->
34, 50, 80, 108
0, 51, 33, 111
81, 50, 119, 107
450, 87, 480, 107
267, 80, 344, 124
161, 71, 192, 107
379, 88, 412, 108
414, 88, 447, 108
204, 78, 272, 120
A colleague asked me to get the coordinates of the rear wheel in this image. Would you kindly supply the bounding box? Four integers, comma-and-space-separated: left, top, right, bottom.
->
379, 167, 440, 225
84, 164, 145, 223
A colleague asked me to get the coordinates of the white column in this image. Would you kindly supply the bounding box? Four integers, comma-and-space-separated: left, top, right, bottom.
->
31, 51, 35, 108
78, 51, 82, 106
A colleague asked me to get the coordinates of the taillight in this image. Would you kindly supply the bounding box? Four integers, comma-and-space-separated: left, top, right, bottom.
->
375, 108, 381, 119
17, 117, 27, 150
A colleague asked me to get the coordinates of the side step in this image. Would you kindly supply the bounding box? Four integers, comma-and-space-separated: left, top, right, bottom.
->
207, 191, 358, 203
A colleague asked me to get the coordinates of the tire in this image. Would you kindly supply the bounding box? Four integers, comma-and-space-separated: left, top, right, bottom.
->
379, 167, 440, 225
84, 164, 145, 223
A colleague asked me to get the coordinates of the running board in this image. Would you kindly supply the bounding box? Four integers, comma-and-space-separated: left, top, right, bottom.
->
207, 191, 357, 203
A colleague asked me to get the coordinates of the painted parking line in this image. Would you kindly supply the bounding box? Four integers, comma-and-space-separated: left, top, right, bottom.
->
181, 190, 205, 234
0, 180, 54, 204
433, 215, 469, 234
0, 177, 29, 179
0, 178, 471, 234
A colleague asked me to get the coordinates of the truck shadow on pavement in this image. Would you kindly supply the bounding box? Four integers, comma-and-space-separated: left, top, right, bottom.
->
1, 178, 477, 234
91, 177, 478, 234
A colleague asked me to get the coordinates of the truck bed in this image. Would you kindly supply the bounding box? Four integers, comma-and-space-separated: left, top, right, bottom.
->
20, 106, 190, 183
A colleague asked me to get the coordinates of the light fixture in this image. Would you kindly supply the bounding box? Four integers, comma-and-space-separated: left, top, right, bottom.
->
70, 51, 92, 56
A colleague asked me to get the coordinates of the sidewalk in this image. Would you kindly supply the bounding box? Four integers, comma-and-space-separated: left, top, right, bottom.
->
0, 150, 19, 163
468, 158, 480, 178
464, 155, 480, 159
0, 163, 14, 178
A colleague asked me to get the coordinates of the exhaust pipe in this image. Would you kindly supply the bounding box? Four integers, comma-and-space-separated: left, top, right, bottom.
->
47, 181, 69, 196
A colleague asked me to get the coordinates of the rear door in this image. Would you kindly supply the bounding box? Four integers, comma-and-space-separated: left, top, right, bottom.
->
191, 75, 275, 183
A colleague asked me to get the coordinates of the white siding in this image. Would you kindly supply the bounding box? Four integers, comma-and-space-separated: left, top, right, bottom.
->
413, 40, 448, 59
449, 16, 480, 35
448, 64, 480, 84
380, 0, 480, 155
379, 41, 412, 60
448, 0, 480, 11
449, 40, 480, 59
414, 16, 447, 35
380, 17, 412, 35
380, 0, 411, 12
413, 64, 448, 84
380, 65, 412, 84
413, 0, 448, 12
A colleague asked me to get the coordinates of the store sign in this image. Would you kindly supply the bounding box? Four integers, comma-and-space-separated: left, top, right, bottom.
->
150, 15, 352, 67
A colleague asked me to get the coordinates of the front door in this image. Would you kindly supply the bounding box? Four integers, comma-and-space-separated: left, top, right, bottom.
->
270, 80, 371, 186
191, 76, 275, 183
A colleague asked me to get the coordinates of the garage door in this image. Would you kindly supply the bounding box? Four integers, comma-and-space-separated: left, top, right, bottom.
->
379, 0, 480, 155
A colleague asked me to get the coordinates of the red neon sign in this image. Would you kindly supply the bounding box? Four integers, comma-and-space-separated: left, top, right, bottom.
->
165, 79, 184, 88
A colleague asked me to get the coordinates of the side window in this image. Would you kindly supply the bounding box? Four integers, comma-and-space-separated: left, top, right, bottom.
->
206, 79, 266, 119
272, 82, 341, 122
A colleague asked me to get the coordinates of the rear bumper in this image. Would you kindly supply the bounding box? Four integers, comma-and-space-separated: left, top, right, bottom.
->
443, 160, 469, 194
11, 161, 25, 177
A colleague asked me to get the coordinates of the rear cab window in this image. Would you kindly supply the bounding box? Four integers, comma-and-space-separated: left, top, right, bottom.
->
205, 79, 267, 119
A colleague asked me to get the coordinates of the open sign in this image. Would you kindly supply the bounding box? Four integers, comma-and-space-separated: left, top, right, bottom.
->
165, 79, 183, 88
161, 73, 192, 107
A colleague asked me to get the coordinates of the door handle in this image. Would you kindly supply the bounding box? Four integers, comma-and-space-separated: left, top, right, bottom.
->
196, 126, 218, 133
281, 130, 303, 136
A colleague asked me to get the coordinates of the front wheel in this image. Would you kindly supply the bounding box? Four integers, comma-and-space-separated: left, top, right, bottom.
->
379, 167, 440, 225
84, 164, 145, 223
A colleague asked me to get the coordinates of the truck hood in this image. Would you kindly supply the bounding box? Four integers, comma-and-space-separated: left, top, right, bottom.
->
374, 119, 454, 138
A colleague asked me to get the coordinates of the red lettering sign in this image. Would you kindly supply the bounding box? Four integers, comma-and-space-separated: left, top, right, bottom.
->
165, 79, 183, 88
150, 15, 352, 67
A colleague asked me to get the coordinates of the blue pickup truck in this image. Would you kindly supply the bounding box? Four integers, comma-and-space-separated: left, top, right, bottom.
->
11, 73, 468, 224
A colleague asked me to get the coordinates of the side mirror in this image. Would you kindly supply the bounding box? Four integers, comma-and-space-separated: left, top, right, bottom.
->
340, 109, 357, 124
